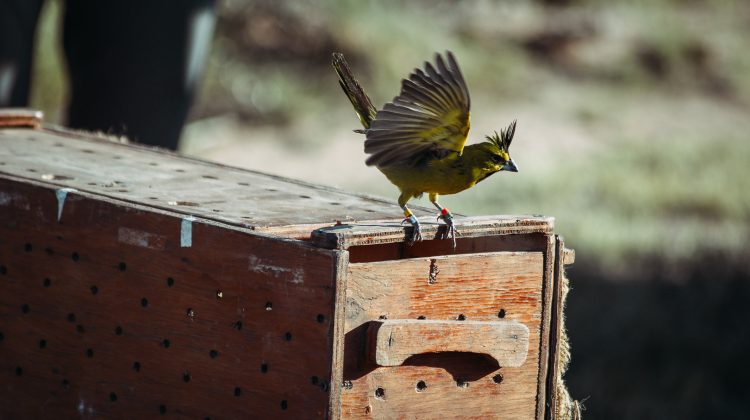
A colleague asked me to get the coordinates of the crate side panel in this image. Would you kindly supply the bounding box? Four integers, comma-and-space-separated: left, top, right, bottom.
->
340, 252, 544, 419
0, 178, 336, 419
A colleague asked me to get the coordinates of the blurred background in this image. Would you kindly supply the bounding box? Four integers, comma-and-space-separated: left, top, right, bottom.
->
27, 0, 750, 418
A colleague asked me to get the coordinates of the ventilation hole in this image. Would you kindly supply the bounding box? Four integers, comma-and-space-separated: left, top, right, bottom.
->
457, 314, 466, 321
311, 376, 319, 385
27, 168, 37, 173
265, 188, 277, 192
378, 315, 387, 320
234, 387, 241, 397
81, 149, 94, 154
0, 265, 6, 275
141, 298, 149, 308
209, 350, 218, 359
15, 366, 22, 376
281, 400, 288, 410
76, 325, 85, 333
90, 285, 98, 295
21, 304, 29, 314
183, 371, 191, 383
233, 321, 242, 331
284, 332, 292, 341
456, 380, 469, 388
237, 182, 249, 186
24, 243, 32, 252
492, 374, 504, 384
115, 326, 123, 336
175, 168, 185, 173
186, 308, 195, 319
43, 278, 51, 287
202, 175, 218, 180
416, 380, 427, 392
299, 195, 311, 199
330, 202, 341, 206
62, 379, 70, 389
71, 252, 80, 262
109, 392, 117, 402
86, 348, 94, 358
133, 361, 141, 372
148, 162, 158, 166
0, 331, 3, 341
498, 309, 506, 318
67, 313, 76, 322
375, 387, 385, 399
118, 262, 127, 271
159, 404, 167, 415
417, 315, 426, 320
148, 197, 159, 200
162, 339, 171, 348
216, 290, 223, 299
39, 339, 47, 349
87, 182, 97, 186
260, 362, 268, 373
316, 314, 325, 323
265, 302, 272, 311
166, 277, 175, 287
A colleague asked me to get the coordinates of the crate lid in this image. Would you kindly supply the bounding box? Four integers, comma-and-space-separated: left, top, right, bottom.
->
0, 115, 552, 244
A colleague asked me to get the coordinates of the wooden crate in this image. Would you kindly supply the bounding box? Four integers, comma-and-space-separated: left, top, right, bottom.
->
0, 112, 573, 419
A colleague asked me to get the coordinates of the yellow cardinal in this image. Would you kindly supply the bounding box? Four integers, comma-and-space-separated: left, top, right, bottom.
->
332, 51, 518, 246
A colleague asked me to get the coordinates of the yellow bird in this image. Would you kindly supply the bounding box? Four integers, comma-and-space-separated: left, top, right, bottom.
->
332, 51, 518, 246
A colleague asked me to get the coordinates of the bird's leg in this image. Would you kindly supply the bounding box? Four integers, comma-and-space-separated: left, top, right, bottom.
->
400, 206, 422, 245
398, 194, 422, 245
429, 193, 456, 248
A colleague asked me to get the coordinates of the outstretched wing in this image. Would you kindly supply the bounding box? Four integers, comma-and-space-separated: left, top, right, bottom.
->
364, 51, 471, 167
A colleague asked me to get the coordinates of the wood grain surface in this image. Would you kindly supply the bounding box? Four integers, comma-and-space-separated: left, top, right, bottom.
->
0, 176, 337, 418
339, 252, 546, 419
0, 127, 432, 236
367, 319, 529, 368
312, 216, 553, 249
0, 109, 43, 129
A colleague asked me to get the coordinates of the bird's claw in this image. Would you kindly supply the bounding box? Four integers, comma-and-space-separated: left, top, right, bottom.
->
402, 216, 422, 245
438, 213, 457, 249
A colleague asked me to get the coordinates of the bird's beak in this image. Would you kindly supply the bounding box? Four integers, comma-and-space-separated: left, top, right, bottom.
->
502, 159, 518, 172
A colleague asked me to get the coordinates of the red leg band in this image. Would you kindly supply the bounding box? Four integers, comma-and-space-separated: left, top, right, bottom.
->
441, 208, 449, 216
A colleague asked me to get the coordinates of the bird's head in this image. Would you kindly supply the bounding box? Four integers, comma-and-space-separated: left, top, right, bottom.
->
481, 120, 518, 173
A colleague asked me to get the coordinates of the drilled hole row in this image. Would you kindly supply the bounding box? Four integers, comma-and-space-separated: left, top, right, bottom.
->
368, 374, 505, 399
9, 252, 329, 325
381, 310, 508, 321
8, 351, 301, 411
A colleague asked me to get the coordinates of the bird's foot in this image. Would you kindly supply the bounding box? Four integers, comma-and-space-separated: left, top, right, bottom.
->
401, 214, 422, 245
437, 209, 457, 249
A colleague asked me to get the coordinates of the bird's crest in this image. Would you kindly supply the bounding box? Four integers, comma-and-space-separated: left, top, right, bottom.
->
485, 120, 517, 151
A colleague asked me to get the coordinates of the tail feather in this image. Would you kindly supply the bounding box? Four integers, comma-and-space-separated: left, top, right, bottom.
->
332, 52, 377, 129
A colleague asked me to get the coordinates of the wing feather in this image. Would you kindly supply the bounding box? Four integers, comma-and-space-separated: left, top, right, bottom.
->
364, 51, 471, 166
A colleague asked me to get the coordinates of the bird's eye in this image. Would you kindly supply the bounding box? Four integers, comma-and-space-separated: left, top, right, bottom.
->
492, 155, 505, 163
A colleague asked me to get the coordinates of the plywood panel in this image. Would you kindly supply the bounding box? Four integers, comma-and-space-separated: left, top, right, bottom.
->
340, 252, 545, 419
0, 176, 337, 418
